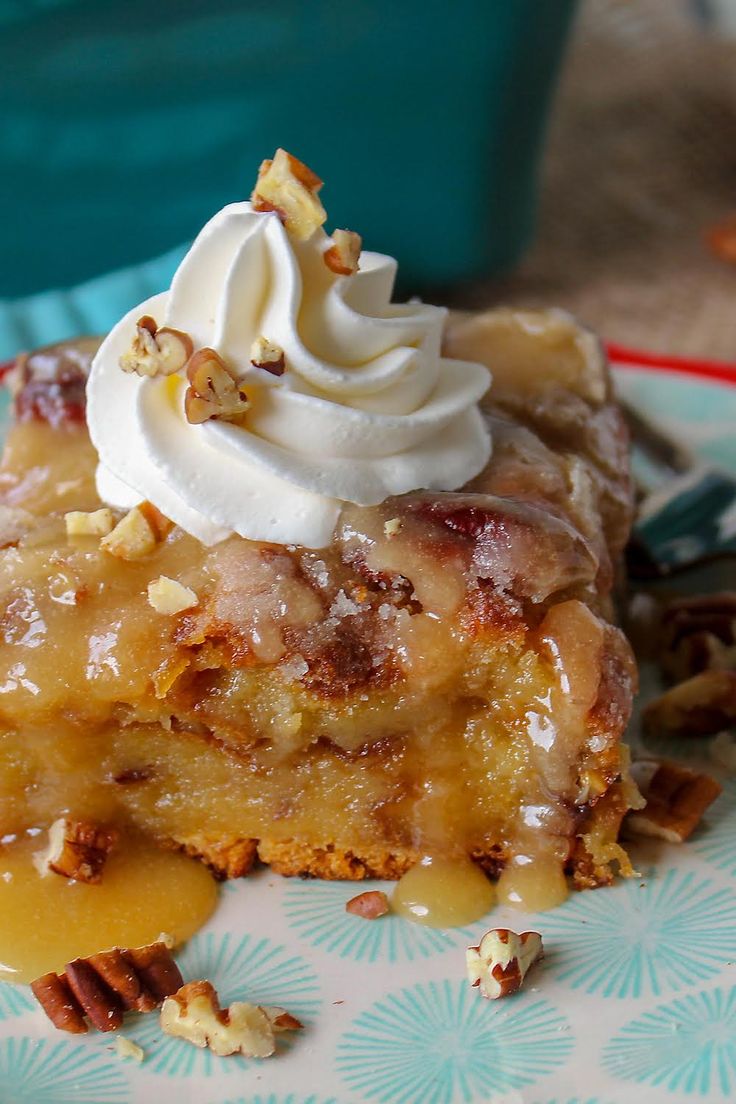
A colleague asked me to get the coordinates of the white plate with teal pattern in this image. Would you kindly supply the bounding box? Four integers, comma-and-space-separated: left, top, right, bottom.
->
1, 363, 736, 1104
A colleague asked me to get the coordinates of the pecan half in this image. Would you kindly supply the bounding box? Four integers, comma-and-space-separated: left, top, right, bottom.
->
659, 592, 736, 682
30, 972, 88, 1034
643, 670, 736, 739
119, 316, 193, 378
33, 817, 119, 884
31, 940, 183, 1034
184, 348, 250, 425
251, 148, 327, 241
466, 929, 543, 1000
626, 760, 722, 843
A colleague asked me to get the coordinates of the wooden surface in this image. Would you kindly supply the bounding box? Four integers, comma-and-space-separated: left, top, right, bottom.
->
449, 0, 736, 362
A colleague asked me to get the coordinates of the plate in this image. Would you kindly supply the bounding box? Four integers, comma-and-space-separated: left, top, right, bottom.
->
1, 365, 736, 1104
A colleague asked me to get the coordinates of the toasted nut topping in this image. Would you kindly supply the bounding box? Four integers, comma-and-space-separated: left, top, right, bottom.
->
626, 760, 722, 843
31, 940, 183, 1034
250, 336, 286, 377
115, 1036, 145, 1063
65, 508, 116, 538
184, 348, 250, 425
33, 817, 119, 884
119, 316, 193, 378
251, 148, 327, 241
643, 670, 736, 739
147, 576, 198, 615
160, 980, 301, 1058
345, 890, 390, 919
101, 506, 157, 559
324, 229, 362, 276
466, 929, 543, 1000
100, 502, 171, 560
383, 517, 402, 539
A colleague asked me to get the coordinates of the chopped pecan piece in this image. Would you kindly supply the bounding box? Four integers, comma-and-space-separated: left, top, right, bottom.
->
251, 148, 327, 241
101, 502, 172, 560
31, 940, 183, 1034
147, 575, 198, 615
160, 980, 302, 1058
250, 336, 286, 377
643, 670, 736, 739
626, 760, 722, 843
184, 348, 250, 425
119, 315, 193, 378
466, 929, 543, 1000
33, 817, 119, 884
345, 889, 390, 919
324, 229, 362, 275
115, 1036, 145, 1063
659, 592, 736, 681
65, 508, 116, 538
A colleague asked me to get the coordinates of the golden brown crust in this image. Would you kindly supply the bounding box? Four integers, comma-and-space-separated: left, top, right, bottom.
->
182, 830, 619, 887
255, 839, 418, 880
167, 835, 258, 880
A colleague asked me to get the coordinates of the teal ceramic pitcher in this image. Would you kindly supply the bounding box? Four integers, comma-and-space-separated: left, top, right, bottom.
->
0, 0, 576, 358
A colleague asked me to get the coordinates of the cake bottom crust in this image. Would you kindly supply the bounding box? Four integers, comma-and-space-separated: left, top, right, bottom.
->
172, 780, 633, 889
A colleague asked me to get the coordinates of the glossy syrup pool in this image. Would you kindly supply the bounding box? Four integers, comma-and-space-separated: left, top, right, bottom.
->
392, 852, 569, 928
391, 855, 496, 927
0, 833, 218, 984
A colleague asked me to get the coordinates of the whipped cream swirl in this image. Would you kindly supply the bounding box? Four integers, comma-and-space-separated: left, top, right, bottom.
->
87, 202, 492, 547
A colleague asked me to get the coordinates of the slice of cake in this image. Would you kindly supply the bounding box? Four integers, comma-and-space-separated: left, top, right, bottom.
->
0, 151, 639, 909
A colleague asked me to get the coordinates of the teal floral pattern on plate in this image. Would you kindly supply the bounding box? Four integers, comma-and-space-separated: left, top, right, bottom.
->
542, 867, 736, 997
534, 1099, 611, 1104
603, 986, 736, 1097
283, 880, 479, 963
124, 931, 320, 1078
336, 979, 572, 1103
694, 781, 736, 878
0, 1036, 129, 1102
0, 985, 33, 1022
217, 1097, 339, 1104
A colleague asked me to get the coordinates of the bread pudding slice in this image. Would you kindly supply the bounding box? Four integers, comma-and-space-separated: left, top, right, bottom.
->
0, 309, 638, 895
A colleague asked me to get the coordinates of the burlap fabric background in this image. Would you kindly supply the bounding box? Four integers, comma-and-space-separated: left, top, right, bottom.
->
453, 0, 736, 361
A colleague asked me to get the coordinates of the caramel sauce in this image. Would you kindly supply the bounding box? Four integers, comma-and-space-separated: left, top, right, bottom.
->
391, 855, 495, 927
0, 834, 217, 984
0, 352, 636, 930
496, 856, 569, 912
